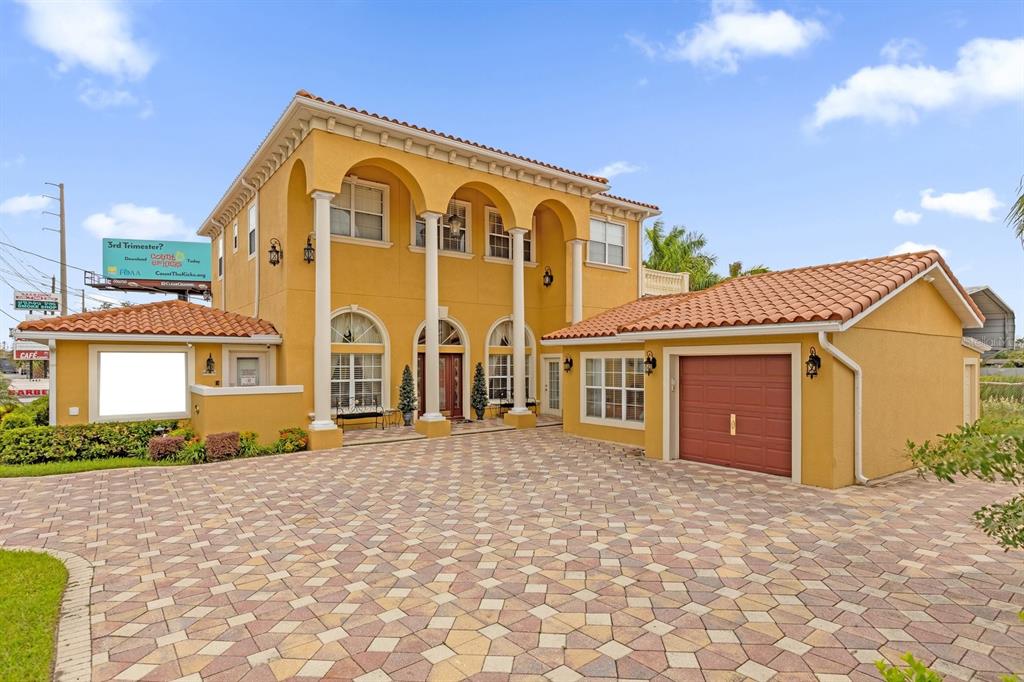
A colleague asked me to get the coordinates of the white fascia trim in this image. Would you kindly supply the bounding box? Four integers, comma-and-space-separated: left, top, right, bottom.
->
961, 336, 991, 353
540, 335, 624, 347
543, 321, 841, 347
838, 262, 983, 331
190, 384, 303, 397
300, 98, 610, 193
592, 194, 662, 218
17, 331, 283, 345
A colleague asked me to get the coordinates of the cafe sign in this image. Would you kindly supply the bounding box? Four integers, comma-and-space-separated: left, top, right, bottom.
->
14, 291, 59, 311
14, 339, 49, 361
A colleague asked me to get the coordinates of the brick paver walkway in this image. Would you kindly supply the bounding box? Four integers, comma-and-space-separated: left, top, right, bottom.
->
1, 430, 1021, 681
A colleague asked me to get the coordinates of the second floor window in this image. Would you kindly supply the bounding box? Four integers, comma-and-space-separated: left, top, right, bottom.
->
217, 235, 224, 278
589, 218, 625, 266
415, 200, 469, 252
487, 208, 531, 261
331, 179, 387, 242
247, 205, 257, 257
232, 222, 238, 252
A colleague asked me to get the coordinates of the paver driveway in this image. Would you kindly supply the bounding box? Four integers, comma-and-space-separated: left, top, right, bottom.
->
1, 429, 1022, 681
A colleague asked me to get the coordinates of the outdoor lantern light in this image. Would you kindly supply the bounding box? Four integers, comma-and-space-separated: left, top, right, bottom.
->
644, 350, 658, 375
205, 353, 216, 375
267, 238, 282, 267
446, 209, 464, 233
806, 347, 821, 379
563, 356, 574, 373
542, 266, 554, 287
303, 234, 315, 264
202, 289, 211, 302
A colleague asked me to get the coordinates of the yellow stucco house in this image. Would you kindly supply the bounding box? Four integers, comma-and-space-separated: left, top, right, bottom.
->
17, 91, 986, 488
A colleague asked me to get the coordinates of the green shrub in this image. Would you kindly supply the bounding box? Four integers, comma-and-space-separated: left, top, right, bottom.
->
0, 419, 179, 465
273, 427, 308, 453
1, 411, 35, 430
238, 431, 267, 457
173, 440, 206, 464
169, 426, 195, 440
875, 653, 941, 681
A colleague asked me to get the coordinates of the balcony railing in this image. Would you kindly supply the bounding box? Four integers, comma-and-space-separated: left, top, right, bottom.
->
641, 265, 690, 296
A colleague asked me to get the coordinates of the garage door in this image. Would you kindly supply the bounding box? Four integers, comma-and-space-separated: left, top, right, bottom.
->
679, 355, 791, 477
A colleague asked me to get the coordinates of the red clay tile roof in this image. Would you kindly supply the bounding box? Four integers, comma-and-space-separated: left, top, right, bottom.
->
17, 300, 279, 338
296, 90, 610, 185
545, 251, 982, 340
594, 192, 661, 212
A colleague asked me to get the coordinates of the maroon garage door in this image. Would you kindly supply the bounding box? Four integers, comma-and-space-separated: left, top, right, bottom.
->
679, 355, 792, 477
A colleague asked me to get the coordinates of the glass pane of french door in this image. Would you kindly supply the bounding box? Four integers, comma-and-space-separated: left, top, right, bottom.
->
547, 360, 560, 410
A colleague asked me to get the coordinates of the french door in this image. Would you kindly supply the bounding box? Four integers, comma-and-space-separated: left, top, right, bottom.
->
541, 356, 562, 417
417, 353, 463, 419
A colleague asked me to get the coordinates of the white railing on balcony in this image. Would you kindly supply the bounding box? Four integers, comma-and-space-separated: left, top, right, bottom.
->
641, 265, 690, 296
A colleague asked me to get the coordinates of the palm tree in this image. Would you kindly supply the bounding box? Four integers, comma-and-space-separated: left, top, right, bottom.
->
1008, 177, 1024, 246
726, 261, 770, 279
644, 221, 720, 290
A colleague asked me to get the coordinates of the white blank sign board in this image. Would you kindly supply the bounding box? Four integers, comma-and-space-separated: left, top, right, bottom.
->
98, 351, 187, 418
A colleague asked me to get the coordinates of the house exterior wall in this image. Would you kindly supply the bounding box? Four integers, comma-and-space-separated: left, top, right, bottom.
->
210, 129, 646, 422
191, 389, 306, 445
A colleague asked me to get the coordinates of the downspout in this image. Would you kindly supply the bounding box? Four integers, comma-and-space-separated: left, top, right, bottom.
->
241, 178, 260, 318
817, 330, 868, 485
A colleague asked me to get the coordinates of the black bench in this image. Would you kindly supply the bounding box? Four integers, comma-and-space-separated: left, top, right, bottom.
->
335, 398, 385, 431
495, 390, 537, 417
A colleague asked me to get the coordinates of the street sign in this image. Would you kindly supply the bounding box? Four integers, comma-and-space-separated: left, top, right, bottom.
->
102, 239, 211, 283
14, 339, 49, 361
14, 291, 59, 311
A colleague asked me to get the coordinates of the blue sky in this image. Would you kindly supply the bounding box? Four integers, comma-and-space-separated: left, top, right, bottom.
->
0, 0, 1021, 341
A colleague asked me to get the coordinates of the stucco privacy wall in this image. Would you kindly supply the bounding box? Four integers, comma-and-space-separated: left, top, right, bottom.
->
191, 389, 306, 445
833, 278, 979, 481
211, 129, 642, 420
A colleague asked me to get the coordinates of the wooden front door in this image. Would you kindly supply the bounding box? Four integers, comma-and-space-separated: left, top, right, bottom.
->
679, 355, 792, 477
417, 353, 463, 419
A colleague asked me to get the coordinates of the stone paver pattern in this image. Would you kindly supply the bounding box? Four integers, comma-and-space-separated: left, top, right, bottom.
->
1, 429, 1022, 681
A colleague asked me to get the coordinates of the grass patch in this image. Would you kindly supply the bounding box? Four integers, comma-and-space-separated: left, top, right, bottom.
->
0, 457, 172, 478
980, 375, 1024, 383
0, 550, 68, 681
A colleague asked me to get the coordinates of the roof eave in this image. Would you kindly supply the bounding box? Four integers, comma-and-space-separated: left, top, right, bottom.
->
15, 330, 282, 344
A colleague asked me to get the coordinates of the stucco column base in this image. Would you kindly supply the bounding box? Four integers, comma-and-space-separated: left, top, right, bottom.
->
308, 426, 343, 451
503, 411, 537, 429
415, 418, 451, 438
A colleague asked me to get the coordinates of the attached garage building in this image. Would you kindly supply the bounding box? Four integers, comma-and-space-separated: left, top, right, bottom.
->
544, 251, 986, 489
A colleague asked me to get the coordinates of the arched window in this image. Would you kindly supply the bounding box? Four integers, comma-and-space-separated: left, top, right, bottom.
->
486, 318, 535, 402
418, 320, 462, 346
330, 310, 387, 409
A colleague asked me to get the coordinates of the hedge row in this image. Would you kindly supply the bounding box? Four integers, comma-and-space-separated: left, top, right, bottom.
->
147, 427, 308, 464
0, 420, 181, 465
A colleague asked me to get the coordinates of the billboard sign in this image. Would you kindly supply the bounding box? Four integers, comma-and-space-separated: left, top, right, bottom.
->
14, 339, 49, 361
102, 239, 210, 283
14, 291, 59, 311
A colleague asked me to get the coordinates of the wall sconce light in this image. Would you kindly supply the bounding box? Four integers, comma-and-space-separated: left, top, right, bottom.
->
204, 353, 216, 375
805, 347, 821, 379
644, 351, 657, 375
267, 238, 283, 266
202, 290, 211, 302
303, 234, 316, 264
563, 356, 574, 373
542, 266, 554, 287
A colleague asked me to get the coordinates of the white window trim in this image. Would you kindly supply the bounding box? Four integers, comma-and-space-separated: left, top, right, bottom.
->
484, 207, 536, 264
330, 305, 391, 409
88, 344, 194, 422
221, 344, 277, 388
331, 352, 386, 410
579, 350, 645, 430
232, 222, 238, 253
217, 235, 224, 281
484, 316, 537, 403
585, 261, 631, 273
332, 176, 391, 244
410, 199, 473, 255
587, 217, 627, 268
661, 343, 802, 484
247, 205, 257, 261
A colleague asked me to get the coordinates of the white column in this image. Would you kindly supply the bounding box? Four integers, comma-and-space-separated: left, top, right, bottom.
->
421, 212, 444, 421
510, 227, 530, 415
570, 239, 584, 324
310, 190, 337, 431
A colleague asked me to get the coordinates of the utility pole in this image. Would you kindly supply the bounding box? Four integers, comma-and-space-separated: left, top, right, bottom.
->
42, 182, 67, 316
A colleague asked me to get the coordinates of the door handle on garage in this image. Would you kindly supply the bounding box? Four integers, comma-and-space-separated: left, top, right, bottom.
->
729, 413, 736, 436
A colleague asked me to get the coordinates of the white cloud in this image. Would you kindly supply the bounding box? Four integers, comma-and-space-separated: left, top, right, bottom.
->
892, 209, 922, 225
0, 194, 52, 215
920, 187, 1003, 222
17, 0, 155, 81
83, 204, 188, 239
78, 84, 137, 109
880, 38, 925, 63
811, 37, 1024, 129
890, 241, 949, 258
1, 154, 26, 169
629, 0, 825, 74
594, 161, 641, 179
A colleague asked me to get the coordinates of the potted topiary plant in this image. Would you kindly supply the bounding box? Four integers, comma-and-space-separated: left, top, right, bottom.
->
471, 362, 489, 421
398, 365, 417, 426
